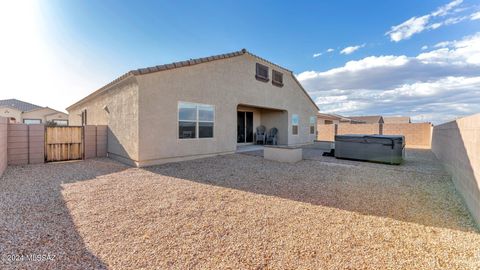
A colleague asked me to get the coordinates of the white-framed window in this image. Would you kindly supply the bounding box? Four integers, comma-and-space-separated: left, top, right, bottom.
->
178, 102, 214, 139
23, 119, 42, 125
309, 116, 316, 134
292, 114, 299, 135
53, 119, 69, 126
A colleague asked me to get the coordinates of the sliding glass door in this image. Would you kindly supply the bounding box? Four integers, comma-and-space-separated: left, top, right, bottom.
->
237, 111, 253, 143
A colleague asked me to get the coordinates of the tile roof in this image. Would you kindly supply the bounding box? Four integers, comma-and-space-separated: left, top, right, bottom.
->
130, 50, 262, 76
0, 99, 43, 112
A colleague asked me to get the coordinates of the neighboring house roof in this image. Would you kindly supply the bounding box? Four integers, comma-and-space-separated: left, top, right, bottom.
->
383, 116, 411, 123
24, 106, 66, 115
317, 113, 366, 123
44, 110, 68, 117
0, 99, 42, 112
317, 113, 343, 121
348, 115, 384, 124
66, 49, 319, 111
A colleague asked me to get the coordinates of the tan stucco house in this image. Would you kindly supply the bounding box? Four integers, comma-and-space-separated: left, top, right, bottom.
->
0, 99, 68, 125
67, 49, 319, 167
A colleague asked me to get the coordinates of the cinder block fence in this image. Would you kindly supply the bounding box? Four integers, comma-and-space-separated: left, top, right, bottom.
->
317, 123, 433, 149
431, 113, 480, 227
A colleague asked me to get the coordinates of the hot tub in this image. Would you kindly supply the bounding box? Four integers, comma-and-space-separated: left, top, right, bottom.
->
334, 134, 405, 165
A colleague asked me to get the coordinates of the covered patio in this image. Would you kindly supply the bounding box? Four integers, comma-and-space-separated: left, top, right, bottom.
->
237, 104, 287, 146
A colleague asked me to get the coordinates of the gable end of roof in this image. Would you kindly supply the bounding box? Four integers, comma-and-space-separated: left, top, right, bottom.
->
66, 49, 319, 111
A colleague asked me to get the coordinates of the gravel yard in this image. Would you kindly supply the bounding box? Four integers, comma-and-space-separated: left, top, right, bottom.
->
1, 150, 479, 269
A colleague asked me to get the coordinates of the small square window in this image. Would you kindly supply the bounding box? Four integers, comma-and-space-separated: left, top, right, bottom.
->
272, 70, 283, 87
255, 63, 269, 82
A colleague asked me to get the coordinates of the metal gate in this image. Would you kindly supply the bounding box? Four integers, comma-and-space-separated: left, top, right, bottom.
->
45, 126, 84, 162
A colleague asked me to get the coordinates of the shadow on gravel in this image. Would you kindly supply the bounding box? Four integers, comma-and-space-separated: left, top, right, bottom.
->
0, 158, 127, 269
145, 149, 478, 233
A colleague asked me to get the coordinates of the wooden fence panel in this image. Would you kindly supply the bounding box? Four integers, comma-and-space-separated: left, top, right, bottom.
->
45, 126, 83, 162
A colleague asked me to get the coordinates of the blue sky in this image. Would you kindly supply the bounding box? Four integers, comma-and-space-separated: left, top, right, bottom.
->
0, 0, 479, 123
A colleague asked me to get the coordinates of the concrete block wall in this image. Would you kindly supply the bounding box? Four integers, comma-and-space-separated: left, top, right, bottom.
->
317, 123, 432, 148
7, 124, 45, 165
432, 113, 480, 227
0, 118, 7, 177
317, 124, 336, 142
337, 123, 380, 136
383, 123, 432, 149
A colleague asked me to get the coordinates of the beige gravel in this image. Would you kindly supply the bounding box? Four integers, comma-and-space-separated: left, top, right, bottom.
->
0, 150, 479, 269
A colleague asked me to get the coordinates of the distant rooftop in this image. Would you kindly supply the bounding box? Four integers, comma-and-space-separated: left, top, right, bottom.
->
0, 99, 43, 112
383, 116, 411, 123
317, 113, 367, 123
348, 115, 384, 124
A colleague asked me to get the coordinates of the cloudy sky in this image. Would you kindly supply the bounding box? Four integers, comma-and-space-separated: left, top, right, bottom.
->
0, 0, 479, 124
299, 0, 480, 124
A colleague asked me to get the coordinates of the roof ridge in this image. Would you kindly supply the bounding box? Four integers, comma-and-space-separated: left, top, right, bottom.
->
129, 49, 293, 76
130, 49, 247, 76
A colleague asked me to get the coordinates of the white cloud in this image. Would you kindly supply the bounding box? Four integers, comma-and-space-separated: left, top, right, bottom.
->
340, 44, 365, 55
421, 45, 428, 50
387, 15, 431, 42
434, 41, 452, 48
297, 33, 480, 124
386, 0, 465, 42
313, 48, 335, 58
431, 0, 463, 16
445, 15, 468, 24
418, 33, 480, 65
471, 11, 480, 20
429, 22, 443, 29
